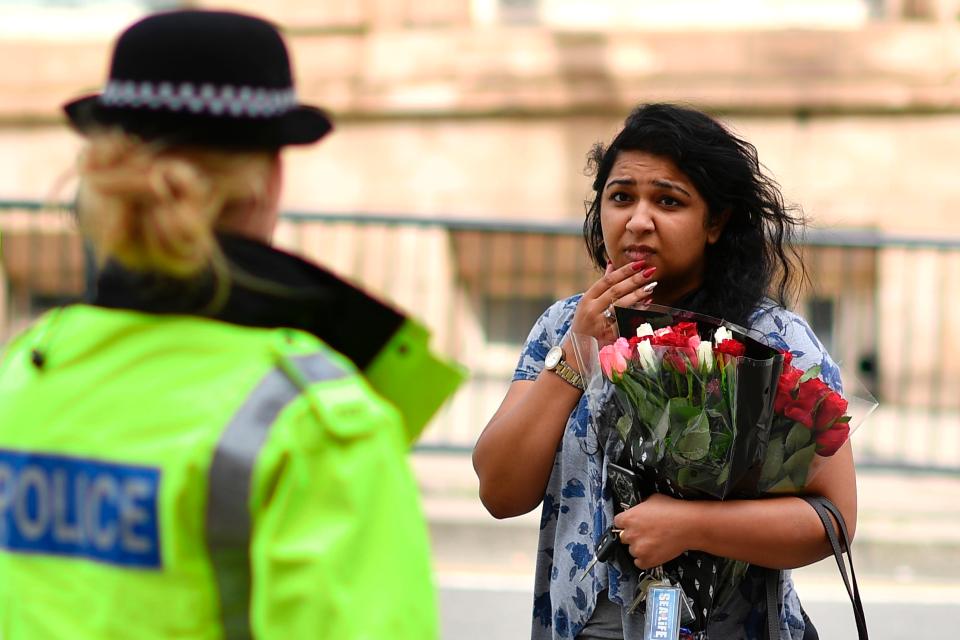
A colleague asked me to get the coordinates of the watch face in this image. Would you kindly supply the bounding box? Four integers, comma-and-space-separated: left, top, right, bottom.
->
545, 345, 563, 369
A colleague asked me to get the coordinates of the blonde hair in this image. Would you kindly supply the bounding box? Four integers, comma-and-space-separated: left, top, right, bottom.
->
76, 131, 278, 278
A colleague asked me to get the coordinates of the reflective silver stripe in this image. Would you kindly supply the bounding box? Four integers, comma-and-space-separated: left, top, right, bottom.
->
100, 80, 298, 118
205, 351, 347, 639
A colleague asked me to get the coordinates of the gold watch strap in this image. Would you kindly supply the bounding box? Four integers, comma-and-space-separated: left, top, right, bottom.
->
553, 358, 584, 390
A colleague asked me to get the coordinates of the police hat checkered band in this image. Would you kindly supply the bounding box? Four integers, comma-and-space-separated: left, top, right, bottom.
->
99, 80, 298, 118
63, 11, 333, 146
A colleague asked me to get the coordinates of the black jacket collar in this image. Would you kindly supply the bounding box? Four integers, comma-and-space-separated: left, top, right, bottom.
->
93, 233, 404, 369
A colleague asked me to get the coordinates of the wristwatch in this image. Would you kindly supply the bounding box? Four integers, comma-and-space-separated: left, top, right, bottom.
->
544, 345, 585, 391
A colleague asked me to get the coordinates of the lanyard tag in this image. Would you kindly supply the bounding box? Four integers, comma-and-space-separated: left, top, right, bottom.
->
643, 585, 682, 640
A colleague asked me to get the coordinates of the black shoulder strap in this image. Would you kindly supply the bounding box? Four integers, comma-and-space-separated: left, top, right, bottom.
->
765, 496, 869, 640
803, 496, 869, 639
765, 568, 781, 640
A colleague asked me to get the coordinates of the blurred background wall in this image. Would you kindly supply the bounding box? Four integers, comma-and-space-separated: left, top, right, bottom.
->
1, 0, 958, 469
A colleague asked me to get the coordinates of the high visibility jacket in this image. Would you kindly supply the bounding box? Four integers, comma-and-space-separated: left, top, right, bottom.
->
0, 304, 437, 639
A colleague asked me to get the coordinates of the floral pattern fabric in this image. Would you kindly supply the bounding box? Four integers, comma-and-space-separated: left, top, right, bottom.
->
514, 294, 842, 640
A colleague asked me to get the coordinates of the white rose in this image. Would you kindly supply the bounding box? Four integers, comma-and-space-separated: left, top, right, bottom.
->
637, 340, 658, 371
714, 326, 733, 346
636, 323, 654, 339
696, 341, 714, 374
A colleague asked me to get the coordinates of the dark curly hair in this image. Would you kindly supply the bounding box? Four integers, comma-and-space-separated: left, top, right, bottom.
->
583, 103, 805, 328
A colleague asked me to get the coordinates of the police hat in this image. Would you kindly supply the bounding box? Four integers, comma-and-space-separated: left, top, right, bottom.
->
63, 10, 332, 149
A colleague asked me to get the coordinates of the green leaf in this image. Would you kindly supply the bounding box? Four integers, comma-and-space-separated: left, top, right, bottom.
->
653, 408, 671, 442
616, 415, 632, 441
724, 360, 737, 381
667, 397, 701, 422
677, 466, 694, 487
674, 411, 711, 461
625, 378, 665, 418
785, 422, 812, 455
759, 437, 784, 487
716, 462, 730, 486
782, 443, 816, 488
724, 361, 738, 404
710, 430, 733, 459
799, 364, 822, 384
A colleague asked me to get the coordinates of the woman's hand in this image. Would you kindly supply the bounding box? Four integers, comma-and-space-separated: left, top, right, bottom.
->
613, 476, 858, 570
566, 261, 658, 351
613, 493, 694, 569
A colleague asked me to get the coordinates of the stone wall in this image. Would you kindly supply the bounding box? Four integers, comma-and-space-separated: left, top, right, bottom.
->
2, 5, 959, 424
4, 21, 960, 234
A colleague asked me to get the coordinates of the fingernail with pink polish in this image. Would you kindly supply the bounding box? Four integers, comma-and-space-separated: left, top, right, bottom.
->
641, 266, 657, 278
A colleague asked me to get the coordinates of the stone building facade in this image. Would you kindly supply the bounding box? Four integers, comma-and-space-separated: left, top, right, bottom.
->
1, 0, 958, 457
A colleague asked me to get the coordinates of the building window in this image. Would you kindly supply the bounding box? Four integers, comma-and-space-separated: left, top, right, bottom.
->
806, 296, 835, 354
484, 295, 553, 346
499, 0, 539, 24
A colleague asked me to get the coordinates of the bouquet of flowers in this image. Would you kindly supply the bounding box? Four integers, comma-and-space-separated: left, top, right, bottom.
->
572, 304, 877, 632
759, 351, 854, 493
581, 306, 785, 500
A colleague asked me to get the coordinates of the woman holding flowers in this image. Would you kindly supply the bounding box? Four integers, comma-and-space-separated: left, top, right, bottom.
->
473, 103, 854, 639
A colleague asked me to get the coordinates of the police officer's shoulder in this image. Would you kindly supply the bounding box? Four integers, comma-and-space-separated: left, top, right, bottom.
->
0, 326, 34, 364
0, 311, 57, 371
267, 327, 358, 376
266, 328, 402, 444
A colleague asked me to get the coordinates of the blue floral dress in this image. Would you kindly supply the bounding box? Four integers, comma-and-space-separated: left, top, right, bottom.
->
514, 294, 843, 640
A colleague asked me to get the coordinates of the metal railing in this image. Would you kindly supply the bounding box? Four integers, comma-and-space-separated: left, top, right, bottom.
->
2, 200, 958, 472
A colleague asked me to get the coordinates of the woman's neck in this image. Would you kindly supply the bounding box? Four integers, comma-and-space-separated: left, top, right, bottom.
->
651, 280, 703, 308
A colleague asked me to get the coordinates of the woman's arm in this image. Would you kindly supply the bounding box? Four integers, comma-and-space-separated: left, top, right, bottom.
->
473, 261, 658, 519
615, 436, 857, 570
472, 355, 583, 519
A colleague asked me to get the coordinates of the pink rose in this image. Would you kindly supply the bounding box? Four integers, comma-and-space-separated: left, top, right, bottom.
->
612, 337, 633, 360
599, 342, 629, 381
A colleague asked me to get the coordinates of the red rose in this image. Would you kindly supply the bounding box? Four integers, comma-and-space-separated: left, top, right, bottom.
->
663, 349, 694, 374
780, 350, 793, 369
774, 367, 804, 413
815, 421, 850, 456
652, 330, 689, 348
715, 339, 746, 358
813, 391, 848, 432
804, 377, 830, 401
628, 336, 642, 350
783, 377, 830, 428
674, 322, 699, 339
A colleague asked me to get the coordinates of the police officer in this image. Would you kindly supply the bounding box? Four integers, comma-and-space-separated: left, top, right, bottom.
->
0, 10, 460, 639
